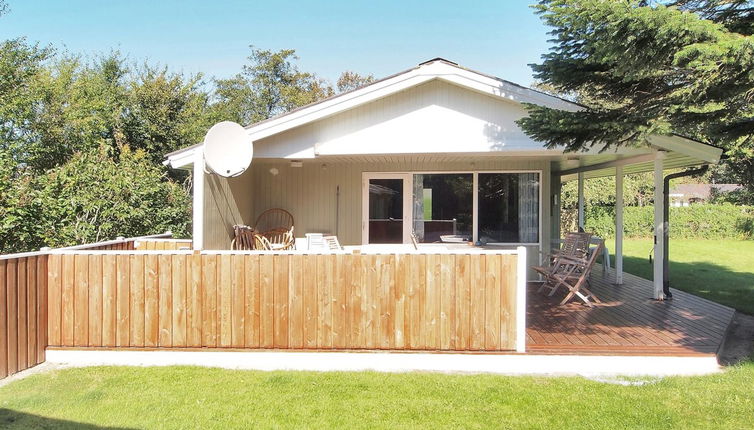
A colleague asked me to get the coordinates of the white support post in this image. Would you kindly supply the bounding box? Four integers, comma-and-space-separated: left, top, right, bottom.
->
653, 152, 666, 300
516, 246, 527, 353
577, 172, 585, 230
192, 151, 205, 251
615, 166, 624, 285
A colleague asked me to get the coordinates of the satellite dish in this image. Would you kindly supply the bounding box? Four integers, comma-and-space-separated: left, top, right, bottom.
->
203, 121, 253, 177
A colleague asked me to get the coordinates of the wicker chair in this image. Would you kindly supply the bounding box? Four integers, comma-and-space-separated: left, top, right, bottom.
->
261, 226, 295, 250
254, 208, 294, 234
254, 208, 295, 250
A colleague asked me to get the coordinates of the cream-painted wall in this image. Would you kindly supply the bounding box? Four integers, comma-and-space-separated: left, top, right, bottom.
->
241, 157, 551, 272
202, 170, 254, 250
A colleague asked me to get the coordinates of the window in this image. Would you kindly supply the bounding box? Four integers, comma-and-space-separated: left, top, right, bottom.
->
412, 174, 473, 243
478, 173, 539, 244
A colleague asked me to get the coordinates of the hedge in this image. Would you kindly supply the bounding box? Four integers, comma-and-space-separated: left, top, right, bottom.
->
562, 204, 754, 239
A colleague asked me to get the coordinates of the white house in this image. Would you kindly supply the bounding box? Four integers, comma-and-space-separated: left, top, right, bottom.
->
164, 58, 722, 300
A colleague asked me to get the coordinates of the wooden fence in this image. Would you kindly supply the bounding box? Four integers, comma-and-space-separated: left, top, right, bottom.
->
0, 254, 47, 379
47, 251, 520, 351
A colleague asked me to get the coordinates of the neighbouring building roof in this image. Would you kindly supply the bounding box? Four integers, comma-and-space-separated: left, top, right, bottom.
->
669, 184, 743, 200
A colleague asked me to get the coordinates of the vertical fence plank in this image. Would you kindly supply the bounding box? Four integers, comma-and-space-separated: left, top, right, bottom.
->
60, 255, 74, 347
144, 254, 159, 347
244, 254, 260, 348
313, 255, 336, 349
425, 254, 441, 350
455, 254, 471, 350
231, 254, 245, 348
407, 255, 422, 349
47, 254, 61, 347
470, 254, 485, 351
157, 254, 172, 347
37, 256, 47, 364
302, 254, 317, 349
362, 254, 375, 349
440, 254, 455, 350
171, 254, 187, 347
378, 255, 393, 349
6, 259, 18, 375
26, 257, 37, 367
116, 254, 130, 347
130, 255, 146, 347
288, 254, 303, 349
348, 254, 363, 348
73, 255, 89, 348
394, 254, 407, 349
500, 255, 517, 350
17, 258, 28, 368
273, 254, 289, 348
88, 254, 103, 347
187, 253, 202, 348
218, 254, 232, 348
259, 254, 274, 348
201, 255, 217, 347
0, 261, 7, 378
101, 254, 117, 347
484, 254, 501, 350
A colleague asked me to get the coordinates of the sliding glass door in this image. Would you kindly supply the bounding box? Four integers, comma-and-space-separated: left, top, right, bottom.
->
362, 171, 540, 246
363, 173, 411, 244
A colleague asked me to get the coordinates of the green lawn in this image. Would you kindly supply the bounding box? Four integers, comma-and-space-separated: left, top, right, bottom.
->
610, 238, 754, 315
0, 364, 753, 429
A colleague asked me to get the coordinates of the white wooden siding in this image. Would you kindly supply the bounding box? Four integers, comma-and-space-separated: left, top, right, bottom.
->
241, 157, 552, 273
202, 171, 255, 250
253, 80, 558, 159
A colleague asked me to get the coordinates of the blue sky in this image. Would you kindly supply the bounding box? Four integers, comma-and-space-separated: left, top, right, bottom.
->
0, 1, 551, 86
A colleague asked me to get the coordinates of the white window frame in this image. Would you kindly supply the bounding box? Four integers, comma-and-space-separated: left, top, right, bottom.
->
361, 170, 543, 249
362, 172, 413, 245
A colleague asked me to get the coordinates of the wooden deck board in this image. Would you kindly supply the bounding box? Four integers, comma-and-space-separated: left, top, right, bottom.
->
526, 265, 735, 356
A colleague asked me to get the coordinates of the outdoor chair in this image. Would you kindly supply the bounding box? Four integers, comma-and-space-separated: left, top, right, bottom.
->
532, 231, 592, 289
260, 226, 295, 250
254, 208, 295, 250
230, 225, 256, 250
254, 208, 294, 233
545, 239, 605, 307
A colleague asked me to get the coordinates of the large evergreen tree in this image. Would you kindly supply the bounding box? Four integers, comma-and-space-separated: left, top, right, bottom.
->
518, 0, 754, 187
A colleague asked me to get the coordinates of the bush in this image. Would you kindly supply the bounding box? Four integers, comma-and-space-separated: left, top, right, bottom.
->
562, 204, 754, 239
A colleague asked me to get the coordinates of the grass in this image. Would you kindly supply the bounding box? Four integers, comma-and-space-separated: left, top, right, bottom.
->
0, 364, 753, 429
610, 238, 754, 315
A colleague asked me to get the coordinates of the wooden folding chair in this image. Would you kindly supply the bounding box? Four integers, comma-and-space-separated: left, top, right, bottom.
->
548, 239, 604, 307
533, 232, 592, 294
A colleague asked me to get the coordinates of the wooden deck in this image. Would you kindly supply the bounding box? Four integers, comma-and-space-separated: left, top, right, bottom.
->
526, 265, 735, 356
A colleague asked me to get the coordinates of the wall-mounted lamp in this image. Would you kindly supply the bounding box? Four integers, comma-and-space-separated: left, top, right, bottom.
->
269, 167, 279, 176
290, 160, 303, 168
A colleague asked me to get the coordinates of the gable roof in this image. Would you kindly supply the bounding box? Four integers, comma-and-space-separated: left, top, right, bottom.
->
164, 58, 722, 171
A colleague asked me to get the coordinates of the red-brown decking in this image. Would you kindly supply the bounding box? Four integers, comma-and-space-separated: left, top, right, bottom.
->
527, 265, 735, 356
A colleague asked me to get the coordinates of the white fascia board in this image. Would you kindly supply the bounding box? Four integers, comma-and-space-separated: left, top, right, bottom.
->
164, 146, 201, 169
649, 135, 722, 164
246, 62, 580, 142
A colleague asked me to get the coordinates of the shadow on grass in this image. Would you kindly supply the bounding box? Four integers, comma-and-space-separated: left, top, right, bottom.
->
618, 255, 754, 315
527, 260, 745, 355
0, 408, 136, 430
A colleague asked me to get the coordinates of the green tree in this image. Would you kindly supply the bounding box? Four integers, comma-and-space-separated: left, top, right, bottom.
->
122, 64, 213, 164
33, 145, 191, 248
336, 70, 375, 93
213, 47, 334, 125
518, 1, 754, 188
